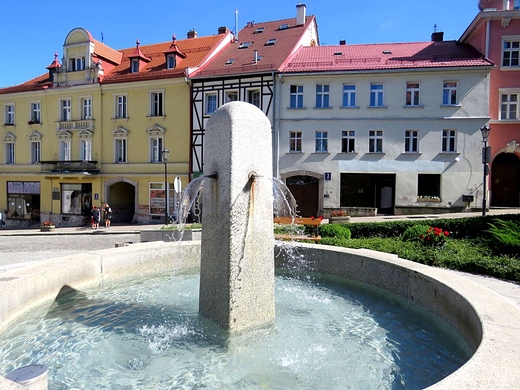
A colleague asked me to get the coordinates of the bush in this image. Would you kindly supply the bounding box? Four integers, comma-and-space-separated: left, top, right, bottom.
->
320, 224, 351, 240
487, 219, 520, 256
402, 225, 430, 242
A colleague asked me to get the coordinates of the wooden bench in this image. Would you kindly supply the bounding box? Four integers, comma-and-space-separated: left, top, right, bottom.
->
273, 216, 324, 237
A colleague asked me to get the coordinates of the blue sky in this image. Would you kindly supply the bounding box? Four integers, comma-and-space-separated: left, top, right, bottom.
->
0, 0, 480, 88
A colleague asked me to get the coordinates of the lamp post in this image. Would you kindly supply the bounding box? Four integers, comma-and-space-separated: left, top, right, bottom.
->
480, 125, 491, 216
162, 148, 170, 224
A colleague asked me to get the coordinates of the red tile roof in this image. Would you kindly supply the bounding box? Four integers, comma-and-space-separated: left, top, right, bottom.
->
281, 41, 494, 73
191, 15, 316, 78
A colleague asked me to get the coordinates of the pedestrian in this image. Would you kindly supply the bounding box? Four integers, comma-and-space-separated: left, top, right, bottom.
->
92, 206, 100, 229
104, 203, 112, 228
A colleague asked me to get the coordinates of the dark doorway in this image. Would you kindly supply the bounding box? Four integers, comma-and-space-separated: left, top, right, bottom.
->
286, 175, 320, 217
108, 181, 135, 224
340, 173, 395, 214
491, 153, 520, 207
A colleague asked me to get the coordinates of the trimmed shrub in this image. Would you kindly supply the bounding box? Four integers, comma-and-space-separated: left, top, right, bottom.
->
320, 224, 351, 240
402, 225, 430, 242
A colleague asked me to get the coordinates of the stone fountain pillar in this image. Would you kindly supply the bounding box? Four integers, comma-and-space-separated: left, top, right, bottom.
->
200, 101, 274, 332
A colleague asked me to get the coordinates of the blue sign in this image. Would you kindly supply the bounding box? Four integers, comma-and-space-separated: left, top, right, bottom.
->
324, 172, 332, 180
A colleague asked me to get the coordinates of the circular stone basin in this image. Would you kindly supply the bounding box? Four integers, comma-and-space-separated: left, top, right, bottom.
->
0, 271, 469, 389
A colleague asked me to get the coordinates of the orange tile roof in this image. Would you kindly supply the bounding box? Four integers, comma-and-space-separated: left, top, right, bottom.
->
281, 41, 494, 73
191, 15, 316, 78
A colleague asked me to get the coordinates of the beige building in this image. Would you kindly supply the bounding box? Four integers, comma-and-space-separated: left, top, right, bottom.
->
0, 27, 231, 227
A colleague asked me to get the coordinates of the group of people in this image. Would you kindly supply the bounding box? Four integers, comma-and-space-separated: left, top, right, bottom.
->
91, 203, 112, 229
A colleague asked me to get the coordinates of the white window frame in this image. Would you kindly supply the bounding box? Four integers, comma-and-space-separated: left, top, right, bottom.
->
5, 104, 14, 125
369, 130, 383, 153
115, 138, 127, 163
370, 84, 384, 107
404, 130, 419, 153
150, 90, 164, 116
342, 85, 356, 107
289, 131, 302, 152
406, 82, 420, 106
226, 91, 238, 103
315, 84, 330, 108
5, 142, 15, 164
115, 94, 127, 119
60, 99, 71, 121
442, 81, 458, 105
70, 56, 85, 71
290, 85, 304, 108
341, 130, 356, 153
442, 129, 457, 152
315, 131, 328, 153
60, 140, 71, 161
30, 102, 41, 123
80, 139, 92, 161
205, 93, 217, 114
502, 37, 520, 68
248, 89, 260, 108
81, 97, 92, 120
499, 89, 519, 120
150, 136, 164, 162
30, 140, 41, 164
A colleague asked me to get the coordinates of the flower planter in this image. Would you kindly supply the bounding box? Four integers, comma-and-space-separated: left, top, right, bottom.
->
40, 226, 55, 232
329, 216, 351, 224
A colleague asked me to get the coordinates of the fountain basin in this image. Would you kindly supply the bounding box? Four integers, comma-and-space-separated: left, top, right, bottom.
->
0, 241, 519, 388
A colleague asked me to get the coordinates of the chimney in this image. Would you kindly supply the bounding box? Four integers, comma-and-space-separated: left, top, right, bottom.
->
296, 3, 306, 25
431, 31, 444, 42
218, 26, 228, 35
187, 29, 197, 39
339, 39, 346, 45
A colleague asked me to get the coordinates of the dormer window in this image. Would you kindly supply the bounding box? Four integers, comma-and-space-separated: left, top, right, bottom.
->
225, 58, 235, 65
167, 54, 176, 69
278, 24, 289, 30
265, 38, 277, 46
238, 42, 252, 49
131, 59, 139, 73
253, 27, 265, 34
128, 39, 152, 73
69, 57, 85, 71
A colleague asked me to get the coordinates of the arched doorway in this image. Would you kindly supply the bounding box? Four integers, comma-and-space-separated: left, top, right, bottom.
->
286, 175, 320, 217
106, 180, 137, 224
491, 153, 520, 207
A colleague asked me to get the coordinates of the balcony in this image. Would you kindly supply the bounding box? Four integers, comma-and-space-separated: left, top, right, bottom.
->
40, 160, 99, 175
55, 119, 94, 131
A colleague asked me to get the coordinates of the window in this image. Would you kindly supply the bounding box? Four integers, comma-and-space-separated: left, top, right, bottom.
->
30, 102, 40, 123
5, 104, 14, 125
69, 57, 85, 71
442, 82, 458, 105
131, 59, 139, 73
80, 139, 92, 161
404, 130, 419, 153
500, 92, 519, 120
115, 95, 127, 118
315, 131, 328, 153
341, 131, 355, 153
150, 91, 164, 116
515, 0, 520, 9
167, 55, 176, 69
369, 130, 383, 153
150, 137, 164, 162
81, 98, 92, 119
5, 142, 14, 164
206, 94, 217, 114
290, 85, 304, 108
31, 141, 41, 164
61, 99, 71, 121
370, 84, 384, 107
238, 42, 252, 49
265, 38, 277, 46
406, 82, 420, 106
60, 140, 71, 161
253, 27, 265, 34
225, 59, 235, 65
418, 174, 441, 199
115, 138, 127, 163
61, 183, 91, 215
248, 90, 260, 108
226, 91, 238, 102
502, 39, 520, 67
442, 129, 457, 152
342, 85, 356, 107
289, 131, 302, 152
316, 85, 330, 108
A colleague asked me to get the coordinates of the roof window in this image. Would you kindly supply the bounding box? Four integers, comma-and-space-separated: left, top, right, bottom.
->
238, 41, 252, 49
265, 38, 278, 46
334, 52, 343, 56
253, 27, 265, 34
225, 58, 235, 65
278, 24, 289, 30
382, 50, 392, 54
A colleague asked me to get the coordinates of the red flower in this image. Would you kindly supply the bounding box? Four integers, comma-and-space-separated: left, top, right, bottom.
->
419, 235, 424, 239
310, 216, 315, 220
444, 231, 449, 236
427, 236, 431, 241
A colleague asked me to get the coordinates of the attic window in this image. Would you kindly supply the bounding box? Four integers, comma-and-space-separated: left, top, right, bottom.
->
253, 27, 265, 34
382, 50, 392, 55
167, 54, 176, 69
334, 52, 343, 56
225, 58, 235, 65
278, 24, 289, 30
238, 41, 252, 49
265, 38, 278, 46
131, 59, 139, 73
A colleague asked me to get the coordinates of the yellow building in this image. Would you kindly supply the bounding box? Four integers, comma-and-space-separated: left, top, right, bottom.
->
0, 27, 231, 227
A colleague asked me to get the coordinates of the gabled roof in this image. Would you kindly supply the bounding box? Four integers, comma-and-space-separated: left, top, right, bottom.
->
191, 15, 316, 78
281, 41, 494, 73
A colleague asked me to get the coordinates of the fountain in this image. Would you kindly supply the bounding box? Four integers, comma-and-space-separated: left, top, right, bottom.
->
0, 102, 520, 389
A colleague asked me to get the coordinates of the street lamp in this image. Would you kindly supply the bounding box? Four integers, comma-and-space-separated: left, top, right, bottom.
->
480, 125, 491, 216
162, 148, 170, 224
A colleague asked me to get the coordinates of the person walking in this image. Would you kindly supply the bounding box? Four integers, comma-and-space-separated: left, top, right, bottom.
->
104, 203, 112, 228
91, 206, 100, 229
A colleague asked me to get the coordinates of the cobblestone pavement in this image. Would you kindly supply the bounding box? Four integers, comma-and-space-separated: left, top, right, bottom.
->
0, 233, 140, 268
